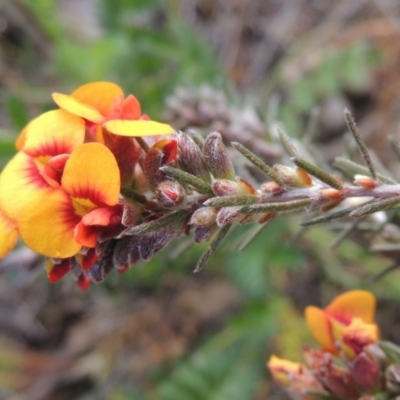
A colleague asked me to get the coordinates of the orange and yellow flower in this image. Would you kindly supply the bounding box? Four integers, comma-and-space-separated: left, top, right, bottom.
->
305, 290, 377, 355
52, 81, 174, 138
0, 109, 121, 259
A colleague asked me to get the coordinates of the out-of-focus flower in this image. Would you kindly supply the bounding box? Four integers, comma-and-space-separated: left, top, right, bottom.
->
267, 355, 327, 400
305, 290, 377, 354
341, 318, 379, 359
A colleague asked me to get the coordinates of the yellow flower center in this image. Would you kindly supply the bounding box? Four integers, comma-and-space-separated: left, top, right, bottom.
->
72, 197, 96, 217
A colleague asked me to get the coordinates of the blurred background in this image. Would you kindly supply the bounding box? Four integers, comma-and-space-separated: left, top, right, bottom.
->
1, 0, 400, 399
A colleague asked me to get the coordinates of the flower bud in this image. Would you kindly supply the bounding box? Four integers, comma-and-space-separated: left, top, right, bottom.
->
267, 355, 327, 400
304, 349, 358, 399
212, 179, 238, 196
354, 174, 380, 189
260, 181, 281, 193
190, 207, 218, 227
349, 349, 381, 391
87, 255, 114, 283
113, 236, 141, 272
203, 132, 235, 179
236, 177, 257, 195
194, 224, 218, 243
273, 164, 311, 188
385, 363, 400, 396
138, 228, 179, 261
143, 139, 178, 186
177, 131, 210, 181
156, 180, 187, 209
216, 206, 258, 226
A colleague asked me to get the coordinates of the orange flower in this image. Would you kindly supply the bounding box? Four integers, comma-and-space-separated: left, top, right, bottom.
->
52, 81, 174, 138
305, 290, 377, 354
0, 109, 122, 258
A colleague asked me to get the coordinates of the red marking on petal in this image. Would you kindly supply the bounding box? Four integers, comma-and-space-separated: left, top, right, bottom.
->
74, 221, 98, 248
40, 165, 61, 188
326, 310, 353, 326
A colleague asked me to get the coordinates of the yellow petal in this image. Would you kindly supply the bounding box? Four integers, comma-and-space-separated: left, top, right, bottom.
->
267, 355, 301, 387
0, 209, 18, 257
62, 143, 120, 206
71, 82, 124, 117
104, 120, 175, 137
52, 93, 104, 123
326, 290, 376, 324
23, 109, 85, 157
305, 306, 336, 353
53, 81, 124, 122
18, 188, 81, 258
0, 152, 48, 219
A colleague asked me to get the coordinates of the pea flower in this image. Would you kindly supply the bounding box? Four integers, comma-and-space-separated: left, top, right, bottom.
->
305, 290, 377, 355
0, 109, 121, 259
52, 81, 174, 138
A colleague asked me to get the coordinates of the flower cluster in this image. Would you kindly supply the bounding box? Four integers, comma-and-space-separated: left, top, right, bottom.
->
0, 82, 174, 289
267, 290, 400, 400
4, 82, 400, 290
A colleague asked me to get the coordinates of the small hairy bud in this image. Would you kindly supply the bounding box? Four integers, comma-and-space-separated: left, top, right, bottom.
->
190, 207, 218, 227
194, 225, 218, 243
203, 132, 235, 179
273, 164, 312, 188
216, 206, 258, 226
212, 179, 238, 196
156, 180, 187, 209
113, 236, 141, 272
385, 363, 400, 395
349, 350, 381, 391
236, 177, 257, 195
177, 131, 210, 181
138, 228, 179, 261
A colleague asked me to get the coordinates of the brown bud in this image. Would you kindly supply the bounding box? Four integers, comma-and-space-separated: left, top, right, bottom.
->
304, 350, 358, 399
156, 180, 187, 209
177, 131, 210, 181
203, 132, 235, 179
295, 167, 313, 186
260, 181, 281, 193
87, 245, 115, 283
113, 236, 141, 272
350, 350, 381, 391
273, 164, 312, 188
385, 363, 400, 395
190, 207, 218, 227
236, 177, 257, 195
194, 224, 218, 243
143, 139, 178, 186
138, 227, 179, 261
216, 206, 258, 226
212, 179, 238, 196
